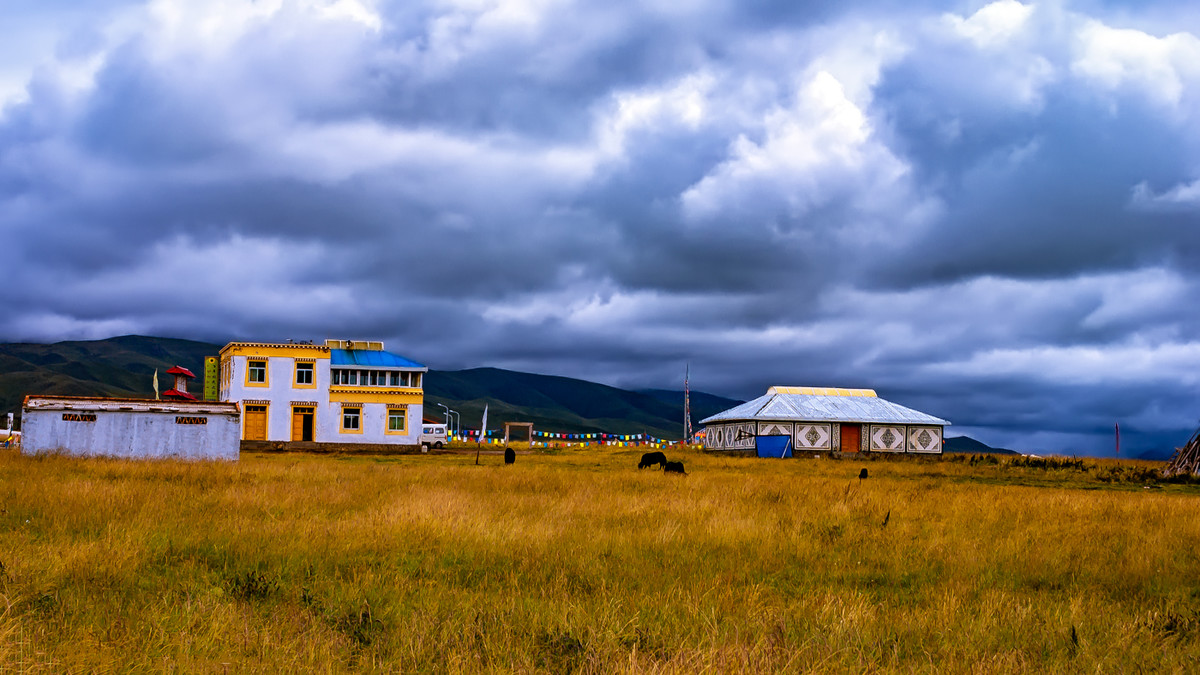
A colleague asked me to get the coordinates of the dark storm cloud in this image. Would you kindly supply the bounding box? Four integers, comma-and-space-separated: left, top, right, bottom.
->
3, 0, 1200, 455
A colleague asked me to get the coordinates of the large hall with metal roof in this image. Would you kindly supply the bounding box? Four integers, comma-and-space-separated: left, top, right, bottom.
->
700, 386, 950, 457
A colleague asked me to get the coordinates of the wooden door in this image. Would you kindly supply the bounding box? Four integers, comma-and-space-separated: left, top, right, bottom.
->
244, 405, 267, 441
291, 407, 314, 442
840, 423, 861, 453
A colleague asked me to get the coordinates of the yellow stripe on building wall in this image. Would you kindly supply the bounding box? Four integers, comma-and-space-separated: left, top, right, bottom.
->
220, 343, 332, 359
329, 389, 424, 404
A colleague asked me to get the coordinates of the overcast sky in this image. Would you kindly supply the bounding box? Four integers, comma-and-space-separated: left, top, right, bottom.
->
3, 0, 1200, 455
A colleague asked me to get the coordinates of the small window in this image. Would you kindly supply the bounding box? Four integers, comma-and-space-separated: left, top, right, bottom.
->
387, 408, 406, 432
295, 362, 314, 385
347, 370, 358, 385
389, 372, 399, 386
248, 360, 267, 384
412, 373, 421, 388
342, 407, 361, 432
370, 371, 379, 386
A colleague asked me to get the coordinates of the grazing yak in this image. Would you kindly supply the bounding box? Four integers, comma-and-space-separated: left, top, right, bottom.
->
638, 451, 667, 469
663, 461, 687, 475
504, 447, 516, 465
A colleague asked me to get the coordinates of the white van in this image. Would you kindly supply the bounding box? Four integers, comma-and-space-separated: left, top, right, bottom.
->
420, 424, 448, 451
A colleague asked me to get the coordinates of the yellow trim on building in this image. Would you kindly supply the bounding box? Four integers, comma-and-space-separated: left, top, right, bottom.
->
292, 360, 317, 389
340, 404, 363, 434
329, 388, 423, 404
245, 358, 269, 388
243, 402, 269, 440
221, 343, 331, 359
767, 386, 877, 397
385, 405, 408, 435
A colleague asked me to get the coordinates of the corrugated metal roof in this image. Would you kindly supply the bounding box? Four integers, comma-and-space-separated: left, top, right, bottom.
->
329, 349, 425, 369
700, 388, 949, 426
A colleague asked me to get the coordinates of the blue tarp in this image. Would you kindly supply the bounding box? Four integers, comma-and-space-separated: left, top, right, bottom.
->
756, 435, 792, 458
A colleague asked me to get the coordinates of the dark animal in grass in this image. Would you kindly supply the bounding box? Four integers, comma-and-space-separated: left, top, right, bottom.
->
638, 451, 667, 469
859, 468, 869, 480
663, 461, 687, 475
504, 447, 515, 465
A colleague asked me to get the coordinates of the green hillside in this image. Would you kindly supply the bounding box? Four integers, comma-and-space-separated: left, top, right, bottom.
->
0, 337, 740, 439
638, 388, 745, 426
424, 368, 740, 439
0, 336, 218, 420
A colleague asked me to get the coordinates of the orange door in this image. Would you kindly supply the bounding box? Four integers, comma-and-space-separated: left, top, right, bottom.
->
840, 424, 861, 453
244, 405, 268, 440
291, 407, 314, 441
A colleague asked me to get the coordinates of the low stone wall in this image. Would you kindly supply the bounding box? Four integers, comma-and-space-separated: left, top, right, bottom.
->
240, 440, 423, 454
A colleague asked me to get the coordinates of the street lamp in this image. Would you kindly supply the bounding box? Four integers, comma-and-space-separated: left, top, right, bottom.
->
436, 403, 450, 427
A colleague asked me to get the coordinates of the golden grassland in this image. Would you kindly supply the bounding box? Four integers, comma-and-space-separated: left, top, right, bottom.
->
2, 447, 1199, 673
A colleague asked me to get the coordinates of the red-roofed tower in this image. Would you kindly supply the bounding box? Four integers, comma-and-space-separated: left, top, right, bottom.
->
162, 366, 198, 401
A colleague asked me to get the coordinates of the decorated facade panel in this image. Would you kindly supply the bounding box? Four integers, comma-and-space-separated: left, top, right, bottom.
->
793, 423, 832, 450
869, 425, 907, 453
730, 422, 755, 449
757, 422, 793, 438
907, 426, 943, 453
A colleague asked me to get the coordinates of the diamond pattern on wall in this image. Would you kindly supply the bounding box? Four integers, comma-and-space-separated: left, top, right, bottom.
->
871, 426, 905, 452
908, 426, 942, 453
759, 423, 791, 437
794, 424, 831, 449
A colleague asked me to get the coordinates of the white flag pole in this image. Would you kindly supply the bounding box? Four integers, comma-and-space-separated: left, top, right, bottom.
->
476, 404, 488, 466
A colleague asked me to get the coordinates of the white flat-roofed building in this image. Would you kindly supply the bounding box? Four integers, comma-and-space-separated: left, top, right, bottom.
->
219, 339, 427, 449
21, 395, 241, 460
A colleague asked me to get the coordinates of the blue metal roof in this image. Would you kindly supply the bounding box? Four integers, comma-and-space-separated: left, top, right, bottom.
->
700, 388, 949, 426
330, 349, 426, 369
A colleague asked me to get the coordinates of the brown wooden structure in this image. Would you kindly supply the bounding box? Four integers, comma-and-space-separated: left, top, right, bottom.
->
503, 422, 534, 444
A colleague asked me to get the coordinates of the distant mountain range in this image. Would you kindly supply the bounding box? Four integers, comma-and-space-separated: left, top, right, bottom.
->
0, 336, 741, 439
943, 436, 1020, 455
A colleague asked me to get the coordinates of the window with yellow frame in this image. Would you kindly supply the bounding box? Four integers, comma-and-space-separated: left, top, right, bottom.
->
341, 404, 363, 434
245, 358, 269, 387
293, 359, 316, 388
386, 406, 407, 434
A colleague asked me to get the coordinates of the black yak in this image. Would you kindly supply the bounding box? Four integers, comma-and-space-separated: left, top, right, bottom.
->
859, 468, 868, 479
638, 451, 667, 469
504, 447, 516, 465
663, 461, 687, 475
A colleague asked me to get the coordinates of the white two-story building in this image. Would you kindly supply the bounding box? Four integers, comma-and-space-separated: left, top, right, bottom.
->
219, 339, 427, 449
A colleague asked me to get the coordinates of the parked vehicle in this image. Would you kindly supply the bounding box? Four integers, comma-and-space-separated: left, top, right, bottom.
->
420, 424, 448, 450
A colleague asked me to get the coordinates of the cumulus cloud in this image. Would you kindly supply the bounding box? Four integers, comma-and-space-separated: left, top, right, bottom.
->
2, 0, 1200, 455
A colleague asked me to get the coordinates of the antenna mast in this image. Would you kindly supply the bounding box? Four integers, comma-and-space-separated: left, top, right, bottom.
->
683, 363, 692, 442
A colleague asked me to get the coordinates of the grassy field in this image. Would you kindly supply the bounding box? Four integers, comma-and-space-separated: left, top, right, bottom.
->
2, 448, 1199, 673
